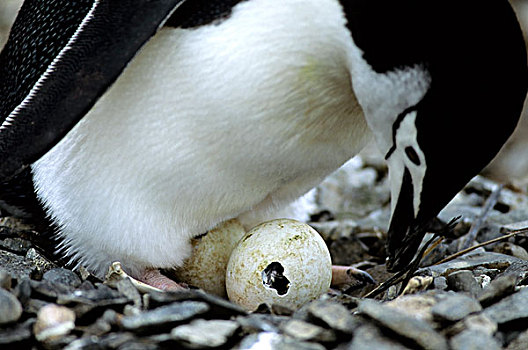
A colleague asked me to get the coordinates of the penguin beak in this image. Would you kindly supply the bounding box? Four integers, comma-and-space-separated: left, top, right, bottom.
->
384, 167, 428, 272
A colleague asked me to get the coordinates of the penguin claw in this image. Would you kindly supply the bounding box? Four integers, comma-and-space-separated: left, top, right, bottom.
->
105, 262, 187, 292
137, 268, 188, 292
331, 265, 376, 287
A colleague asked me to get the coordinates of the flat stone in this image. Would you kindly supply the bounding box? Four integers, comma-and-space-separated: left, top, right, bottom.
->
281, 319, 336, 343
477, 273, 518, 306
42, 268, 82, 290
0, 250, 37, 280
359, 299, 449, 350
0, 237, 32, 254
385, 293, 437, 323
418, 252, 527, 278
349, 323, 414, 350
0, 269, 11, 289
431, 293, 482, 322
171, 319, 239, 348
0, 287, 22, 324
120, 301, 209, 332
236, 314, 280, 333
0, 318, 34, 346
238, 332, 326, 350
483, 287, 528, 325
506, 329, 528, 350
450, 314, 498, 337
307, 301, 357, 334
450, 330, 501, 350
447, 270, 481, 296
493, 243, 528, 260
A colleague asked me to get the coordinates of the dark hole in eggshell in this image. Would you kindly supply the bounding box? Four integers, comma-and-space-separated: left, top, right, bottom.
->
262, 262, 290, 296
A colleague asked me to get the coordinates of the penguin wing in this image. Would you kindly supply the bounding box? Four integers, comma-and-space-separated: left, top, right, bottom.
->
0, 0, 185, 181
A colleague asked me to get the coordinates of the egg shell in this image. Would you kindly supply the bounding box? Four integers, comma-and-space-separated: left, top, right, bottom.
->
226, 219, 332, 311
174, 219, 246, 297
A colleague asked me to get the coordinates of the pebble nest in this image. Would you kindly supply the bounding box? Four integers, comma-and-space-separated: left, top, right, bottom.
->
1, 154, 528, 350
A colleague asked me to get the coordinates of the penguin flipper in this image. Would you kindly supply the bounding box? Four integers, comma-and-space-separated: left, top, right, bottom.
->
0, 0, 184, 181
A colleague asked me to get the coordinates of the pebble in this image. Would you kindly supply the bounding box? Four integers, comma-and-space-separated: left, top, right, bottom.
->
452, 314, 498, 337
0, 269, 11, 289
434, 276, 448, 290
492, 242, 528, 260
307, 300, 357, 334
483, 287, 528, 325
0, 287, 23, 325
450, 330, 502, 350
33, 304, 76, 342
0, 318, 34, 347
447, 270, 481, 296
238, 332, 326, 350
358, 299, 449, 350
42, 268, 82, 290
420, 251, 526, 278
120, 301, 210, 332
349, 323, 414, 350
506, 329, 528, 350
477, 273, 518, 306
171, 319, 239, 348
431, 293, 482, 322
281, 319, 336, 343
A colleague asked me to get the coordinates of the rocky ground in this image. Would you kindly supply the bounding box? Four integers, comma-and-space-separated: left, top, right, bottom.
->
1, 153, 528, 350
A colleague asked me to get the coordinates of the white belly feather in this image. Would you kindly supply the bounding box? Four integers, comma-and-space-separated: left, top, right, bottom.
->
31, 0, 370, 277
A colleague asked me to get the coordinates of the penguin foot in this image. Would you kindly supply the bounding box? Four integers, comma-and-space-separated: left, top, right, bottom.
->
137, 268, 188, 291
331, 265, 375, 287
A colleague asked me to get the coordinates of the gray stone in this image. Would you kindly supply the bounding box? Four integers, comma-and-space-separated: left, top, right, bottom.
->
0, 237, 32, 254
450, 330, 501, 350
171, 319, 239, 348
0, 249, 37, 280
238, 332, 326, 350
419, 252, 528, 278
506, 329, 528, 350
349, 323, 414, 350
281, 319, 336, 343
236, 314, 280, 333
478, 273, 518, 306
492, 242, 528, 260
431, 293, 482, 322
307, 301, 357, 334
0, 317, 34, 346
121, 301, 209, 331
434, 277, 448, 290
0, 287, 22, 324
483, 287, 528, 325
458, 314, 497, 336
115, 277, 142, 308
447, 270, 481, 296
358, 299, 449, 350
0, 269, 11, 290
42, 268, 82, 289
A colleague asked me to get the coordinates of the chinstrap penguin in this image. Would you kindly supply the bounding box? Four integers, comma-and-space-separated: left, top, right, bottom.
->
0, 0, 527, 289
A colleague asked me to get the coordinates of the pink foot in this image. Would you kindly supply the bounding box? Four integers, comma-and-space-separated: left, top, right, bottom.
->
137, 268, 188, 291
331, 265, 375, 287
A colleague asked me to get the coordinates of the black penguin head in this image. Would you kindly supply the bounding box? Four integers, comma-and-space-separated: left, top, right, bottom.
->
341, 0, 528, 271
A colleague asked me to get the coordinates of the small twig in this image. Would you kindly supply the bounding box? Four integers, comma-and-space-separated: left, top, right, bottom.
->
363, 234, 439, 299
432, 227, 528, 266
457, 185, 503, 250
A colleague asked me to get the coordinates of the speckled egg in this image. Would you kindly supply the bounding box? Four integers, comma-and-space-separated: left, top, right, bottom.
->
226, 219, 332, 311
174, 219, 246, 297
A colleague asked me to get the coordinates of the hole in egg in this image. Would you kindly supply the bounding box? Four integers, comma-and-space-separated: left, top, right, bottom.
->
262, 262, 290, 296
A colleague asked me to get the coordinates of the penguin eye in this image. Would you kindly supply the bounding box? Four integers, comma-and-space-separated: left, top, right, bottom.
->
405, 146, 421, 166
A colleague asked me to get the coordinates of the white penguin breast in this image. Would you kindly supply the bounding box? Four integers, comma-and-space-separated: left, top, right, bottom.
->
32, 0, 370, 275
